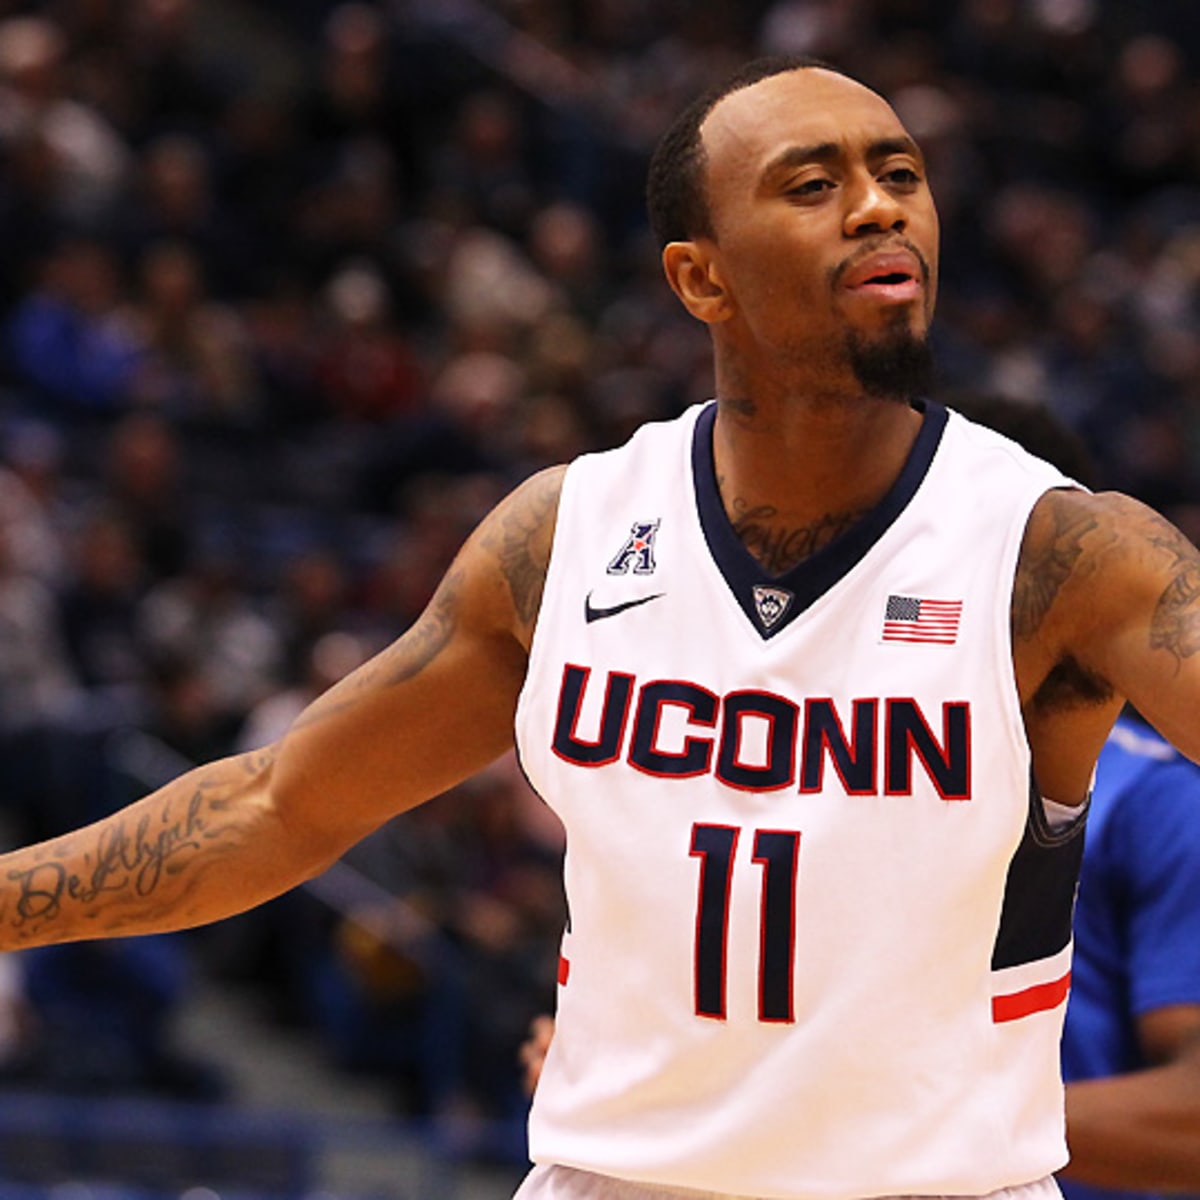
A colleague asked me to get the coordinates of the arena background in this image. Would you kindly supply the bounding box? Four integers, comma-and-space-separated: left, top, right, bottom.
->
0, 0, 1196, 1196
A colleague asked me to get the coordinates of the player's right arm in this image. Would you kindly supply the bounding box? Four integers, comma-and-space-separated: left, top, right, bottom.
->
0, 466, 566, 951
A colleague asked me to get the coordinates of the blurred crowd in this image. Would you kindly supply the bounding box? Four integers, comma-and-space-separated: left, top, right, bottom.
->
0, 0, 1196, 1159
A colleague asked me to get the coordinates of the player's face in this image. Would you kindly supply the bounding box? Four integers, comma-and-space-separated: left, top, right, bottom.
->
698, 69, 940, 386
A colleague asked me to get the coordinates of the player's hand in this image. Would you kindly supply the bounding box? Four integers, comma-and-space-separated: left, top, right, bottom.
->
520, 1013, 556, 1096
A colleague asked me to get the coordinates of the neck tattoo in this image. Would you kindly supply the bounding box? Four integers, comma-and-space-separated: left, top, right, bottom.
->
730, 500, 868, 574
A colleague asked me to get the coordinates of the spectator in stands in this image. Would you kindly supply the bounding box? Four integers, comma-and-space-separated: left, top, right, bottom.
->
6, 237, 145, 413
0, 13, 131, 228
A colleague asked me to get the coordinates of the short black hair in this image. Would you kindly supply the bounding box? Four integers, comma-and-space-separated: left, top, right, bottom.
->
644, 55, 852, 248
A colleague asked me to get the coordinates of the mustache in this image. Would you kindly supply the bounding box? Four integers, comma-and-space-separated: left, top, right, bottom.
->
829, 238, 932, 288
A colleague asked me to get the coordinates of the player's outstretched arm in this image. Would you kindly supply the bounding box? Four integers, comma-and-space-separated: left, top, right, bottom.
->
0, 466, 565, 951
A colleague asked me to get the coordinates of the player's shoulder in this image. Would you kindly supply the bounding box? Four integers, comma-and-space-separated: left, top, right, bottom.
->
472, 408, 702, 641
479, 464, 568, 559
457, 465, 567, 648
1017, 488, 1195, 636
943, 395, 1095, 486
1027, 485, 1164, 534
568, 401, 707, 471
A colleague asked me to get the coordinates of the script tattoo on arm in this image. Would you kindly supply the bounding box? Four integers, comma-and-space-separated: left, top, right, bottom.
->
1012, 492, 1098, 640
2, 747, 275, 940
729, 499, 868, 574
1147, 516, 1200, 664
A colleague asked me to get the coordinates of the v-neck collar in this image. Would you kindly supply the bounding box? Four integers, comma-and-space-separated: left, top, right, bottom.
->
691, 398, 949, 640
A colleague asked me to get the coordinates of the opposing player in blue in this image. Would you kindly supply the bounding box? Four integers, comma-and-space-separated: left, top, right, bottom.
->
5, 54, 1200, 1200
1061, 711, 1200, 1200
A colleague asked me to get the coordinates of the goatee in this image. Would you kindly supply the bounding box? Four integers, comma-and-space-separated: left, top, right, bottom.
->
846, 324, 934, 402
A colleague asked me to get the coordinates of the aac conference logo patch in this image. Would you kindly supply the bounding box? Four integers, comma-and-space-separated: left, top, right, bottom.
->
607, 520, 661, 576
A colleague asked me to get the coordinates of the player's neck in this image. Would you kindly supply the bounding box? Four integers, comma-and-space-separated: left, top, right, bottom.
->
710, 391, 924, 571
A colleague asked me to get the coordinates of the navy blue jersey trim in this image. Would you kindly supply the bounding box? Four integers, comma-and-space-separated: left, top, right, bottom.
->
691, 399, 950, 639
990, 773, 1089, 972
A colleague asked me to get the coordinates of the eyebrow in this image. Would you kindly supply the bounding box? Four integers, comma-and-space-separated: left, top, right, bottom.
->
761, 136, 924, 179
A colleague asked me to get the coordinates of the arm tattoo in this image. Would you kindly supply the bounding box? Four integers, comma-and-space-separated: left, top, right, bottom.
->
729, 499, 868, 574
1012, 495, 1098, 640
289, 567, 465, 733
297, 471, 559, 733
3, 749, 274, 939
1147, 518, 1200, 663
482, 471, 560, 626
384, 566, 461, 684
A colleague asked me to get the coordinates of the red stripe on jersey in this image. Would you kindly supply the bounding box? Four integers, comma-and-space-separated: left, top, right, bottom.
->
991, 970, 1071, 1023
558, 955, 571, 986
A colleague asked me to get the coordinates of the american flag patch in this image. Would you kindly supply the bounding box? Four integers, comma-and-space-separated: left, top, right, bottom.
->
882, 595, 963, 645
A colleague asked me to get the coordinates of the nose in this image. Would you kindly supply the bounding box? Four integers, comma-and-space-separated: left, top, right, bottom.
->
843, 173, 906, 237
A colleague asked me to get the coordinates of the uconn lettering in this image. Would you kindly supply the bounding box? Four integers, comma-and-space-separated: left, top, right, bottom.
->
551, 664, 971, 799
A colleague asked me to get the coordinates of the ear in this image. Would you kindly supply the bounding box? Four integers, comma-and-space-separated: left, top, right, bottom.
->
661, 240, 732, 324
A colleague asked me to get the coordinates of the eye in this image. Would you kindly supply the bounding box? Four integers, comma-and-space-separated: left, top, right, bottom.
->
882, 166, 921, 188
785, 177, 835, 199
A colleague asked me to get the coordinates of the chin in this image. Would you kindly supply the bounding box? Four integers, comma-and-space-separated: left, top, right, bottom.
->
847, 326, 934, 401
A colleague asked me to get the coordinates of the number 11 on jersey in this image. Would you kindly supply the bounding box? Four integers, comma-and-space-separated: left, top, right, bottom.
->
690, 823, 801, 1023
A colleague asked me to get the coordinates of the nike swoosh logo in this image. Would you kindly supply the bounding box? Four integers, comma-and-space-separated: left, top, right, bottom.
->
584, 591, 665, 623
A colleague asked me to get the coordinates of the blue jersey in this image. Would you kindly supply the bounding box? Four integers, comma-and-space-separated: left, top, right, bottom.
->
1061, 715, 1200, 1200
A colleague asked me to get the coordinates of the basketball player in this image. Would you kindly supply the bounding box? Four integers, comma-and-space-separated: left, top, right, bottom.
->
2, 55, 1200, 1200
513, 397, 1200, 1199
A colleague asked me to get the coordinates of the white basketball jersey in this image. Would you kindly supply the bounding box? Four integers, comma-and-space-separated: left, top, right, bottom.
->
514, 400, 1083, 1200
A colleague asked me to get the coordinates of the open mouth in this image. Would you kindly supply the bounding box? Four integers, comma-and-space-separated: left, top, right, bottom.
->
840, 246, 926, 298
844, 263, 923, 302
851, 274, 922, 302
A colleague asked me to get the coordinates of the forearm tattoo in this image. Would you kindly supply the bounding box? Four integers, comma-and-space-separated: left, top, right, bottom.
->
1, 748, 274, 940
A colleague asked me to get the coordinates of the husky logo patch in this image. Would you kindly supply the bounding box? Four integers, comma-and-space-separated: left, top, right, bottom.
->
752, 584, 793, 630
607, 520, 661, 576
